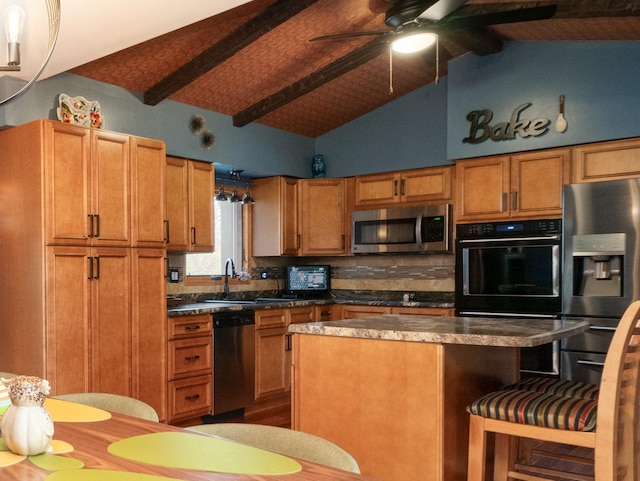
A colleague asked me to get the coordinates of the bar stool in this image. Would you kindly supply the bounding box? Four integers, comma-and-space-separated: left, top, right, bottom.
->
466, 300, 640, 481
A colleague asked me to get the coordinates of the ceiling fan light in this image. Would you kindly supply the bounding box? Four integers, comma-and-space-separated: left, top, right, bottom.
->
392, 32, 436, 54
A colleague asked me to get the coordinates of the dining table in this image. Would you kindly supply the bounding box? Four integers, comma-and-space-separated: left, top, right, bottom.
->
0, 398, 379, 481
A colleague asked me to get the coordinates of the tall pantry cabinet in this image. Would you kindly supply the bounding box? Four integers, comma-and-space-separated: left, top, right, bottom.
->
0, 119, 167, 421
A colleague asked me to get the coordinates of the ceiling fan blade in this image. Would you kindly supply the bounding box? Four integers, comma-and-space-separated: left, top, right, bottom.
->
418, 0, 466, 21
434, 4, 558, 30
310, 29, 391, 42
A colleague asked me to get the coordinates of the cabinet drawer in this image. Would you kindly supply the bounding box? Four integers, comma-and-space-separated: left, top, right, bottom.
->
169, 314, 212, 339
168, 337, 212, 380
168, 375, 211, 423
255, 309, 287, 329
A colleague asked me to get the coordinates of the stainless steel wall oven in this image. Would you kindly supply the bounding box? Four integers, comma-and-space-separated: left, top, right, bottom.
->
455, 219, 562, 376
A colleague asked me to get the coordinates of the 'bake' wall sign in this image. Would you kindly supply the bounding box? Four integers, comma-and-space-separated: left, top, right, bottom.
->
463, 103, 552, 144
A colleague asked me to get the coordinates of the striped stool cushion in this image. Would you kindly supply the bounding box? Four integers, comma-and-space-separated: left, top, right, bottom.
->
505, 377, 599, 400
467, 389, 597, 431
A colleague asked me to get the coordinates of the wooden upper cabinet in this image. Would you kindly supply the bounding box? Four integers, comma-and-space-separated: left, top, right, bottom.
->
43, 122, 131, 246
510, 149, 570, 218
166, 157, 214, 253
44, 122, 93, 245
165, 157, 190, 252
91, 130, 131, 246
354, 166, 453, 208
572, 137, 640, 183
43, 120, 166, 247
252, 176, 299, 256
299, 178, 348, 256
456, 148, 570, 222
455, 155, 510, 221
130, 136, 166, 248
188, 161, 214, 252
253, 176, 349, 256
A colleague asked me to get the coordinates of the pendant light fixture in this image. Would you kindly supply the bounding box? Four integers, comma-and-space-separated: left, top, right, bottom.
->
242, 191, 255, 205
214, 187, 228, 202
0, 1, 61, 106
214, 168, 254, 204
229, 188, 242, 203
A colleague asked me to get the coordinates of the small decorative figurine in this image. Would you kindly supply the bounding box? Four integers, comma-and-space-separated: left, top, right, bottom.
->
0, 376, 54, 455
312, 154, 326, 178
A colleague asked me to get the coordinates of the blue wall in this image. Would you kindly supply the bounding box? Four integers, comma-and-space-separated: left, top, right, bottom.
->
2, 41, 640, 178
0, 73, 315, 179
447, 41, 640, 160
315, 77, 450, 177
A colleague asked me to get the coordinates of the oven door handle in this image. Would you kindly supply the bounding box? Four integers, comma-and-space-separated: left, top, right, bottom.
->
589, 325, 617, 332
458, 235, 561, 244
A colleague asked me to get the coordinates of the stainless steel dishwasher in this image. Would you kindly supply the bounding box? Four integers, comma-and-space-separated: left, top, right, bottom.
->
212, 310, 255, 415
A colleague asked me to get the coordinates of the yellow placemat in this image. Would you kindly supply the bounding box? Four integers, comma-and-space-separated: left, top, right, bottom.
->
0, 437, 75, 468
46, 469, 184, 481
108, 432, 302, 475
44, 398, 111, 422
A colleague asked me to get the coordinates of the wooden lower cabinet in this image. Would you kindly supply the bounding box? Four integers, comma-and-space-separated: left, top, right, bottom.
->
338, 304, 455, 319
45, 246, 131, 396
254, 306, 317, 402
167, 314, 212, 424
255, 309, 288, 401
292, 334, 517, 481
168, 375, 212, 423
131, 248, 168, 422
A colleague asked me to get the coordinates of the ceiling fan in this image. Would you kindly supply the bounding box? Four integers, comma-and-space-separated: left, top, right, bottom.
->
311, 0, 558, 54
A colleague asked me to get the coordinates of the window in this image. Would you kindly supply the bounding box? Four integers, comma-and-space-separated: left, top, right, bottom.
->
186, 200, 244, 277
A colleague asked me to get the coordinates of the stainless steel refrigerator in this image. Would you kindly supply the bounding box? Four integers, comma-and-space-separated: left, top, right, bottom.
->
562, 178, 640, 383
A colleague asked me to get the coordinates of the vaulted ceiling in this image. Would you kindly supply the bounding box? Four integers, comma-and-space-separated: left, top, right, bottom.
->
69, 0, 640, 138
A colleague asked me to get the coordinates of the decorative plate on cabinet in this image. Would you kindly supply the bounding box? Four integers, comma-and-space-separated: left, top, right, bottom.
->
57, 93, 103, 129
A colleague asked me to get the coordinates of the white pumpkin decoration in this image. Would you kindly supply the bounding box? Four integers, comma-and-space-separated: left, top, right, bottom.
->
0, 376, 54, 455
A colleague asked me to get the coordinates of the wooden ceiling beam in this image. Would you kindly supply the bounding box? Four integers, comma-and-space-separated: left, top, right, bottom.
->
233, 37, 390, 128
440, 28, 502, 56
143, 0, 320, 106
455, 1, 640, 19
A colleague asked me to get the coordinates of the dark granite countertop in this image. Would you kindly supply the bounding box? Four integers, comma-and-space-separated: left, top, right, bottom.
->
167, 290, 455, 317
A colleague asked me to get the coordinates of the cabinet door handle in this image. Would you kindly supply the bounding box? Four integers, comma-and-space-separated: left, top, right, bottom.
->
184, 325, 201, 332
88, 214, 94, 237
285, 333, 292, 351
185, 394, 200, 401
184, 355, 200, 362
511, 191, 518, 211
164, 220, 170, 243
393, 180, 398, 196
501, 193, 508, 212
94, 256, 100, 280
400, 179, 405, 196
88, 256, 93, 280
191, 227, 196, 245
95, 214, 100, 238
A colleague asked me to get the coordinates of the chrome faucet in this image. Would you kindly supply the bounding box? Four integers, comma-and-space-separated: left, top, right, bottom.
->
223, 258, 236, 298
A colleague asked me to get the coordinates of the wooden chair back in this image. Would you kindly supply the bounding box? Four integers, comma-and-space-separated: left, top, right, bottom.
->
467, 300, 640, 481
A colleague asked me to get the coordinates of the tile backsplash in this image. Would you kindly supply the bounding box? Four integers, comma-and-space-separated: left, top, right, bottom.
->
168, 253, 454, 296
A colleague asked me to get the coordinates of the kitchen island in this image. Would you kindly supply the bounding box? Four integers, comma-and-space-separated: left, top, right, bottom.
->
289, 315, 590, 481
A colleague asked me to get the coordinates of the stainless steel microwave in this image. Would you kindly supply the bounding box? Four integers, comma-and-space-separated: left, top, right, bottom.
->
351, 204, 452, 254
